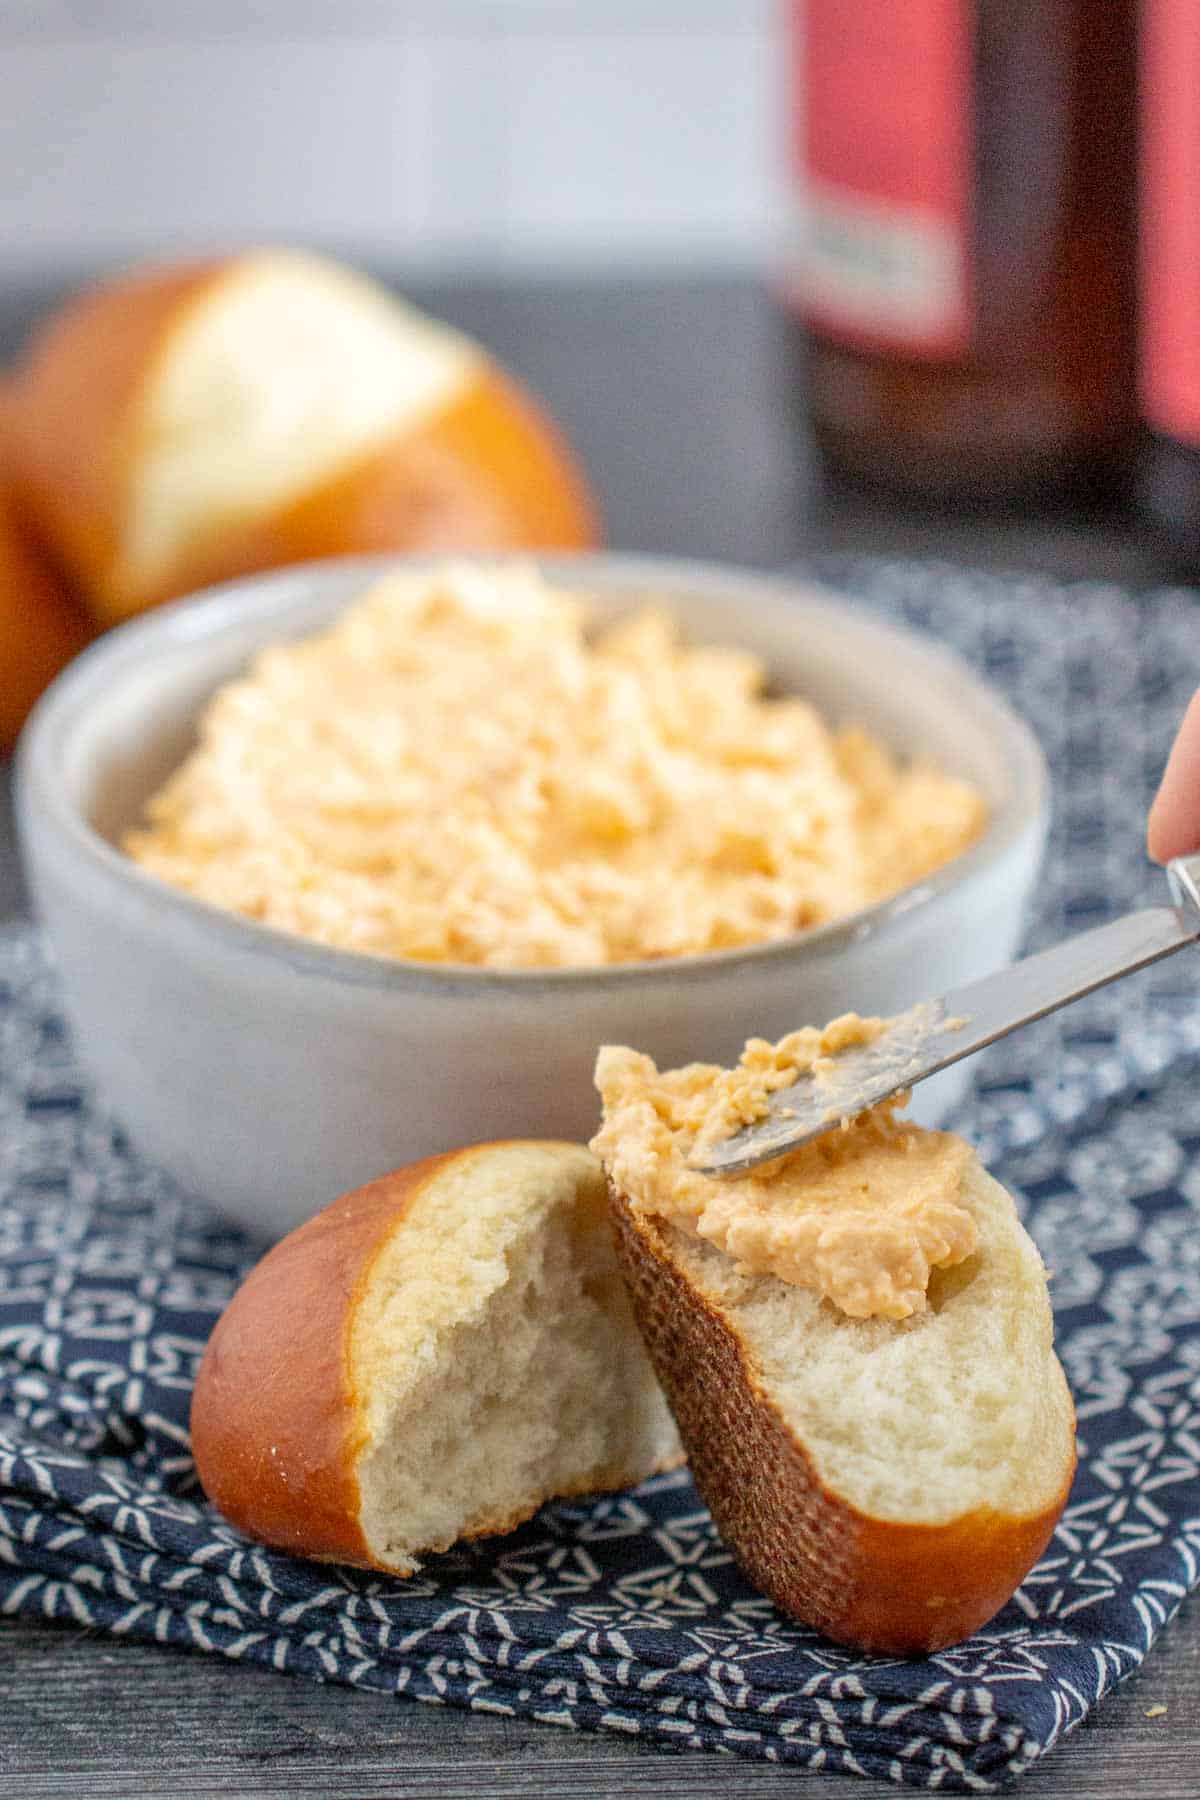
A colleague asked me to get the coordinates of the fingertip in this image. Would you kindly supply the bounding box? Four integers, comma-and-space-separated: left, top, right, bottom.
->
1146, 792, 1173, 865
1147, 687, 1200, 865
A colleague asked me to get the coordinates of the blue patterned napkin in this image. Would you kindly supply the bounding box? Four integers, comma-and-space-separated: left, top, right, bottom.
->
4, 561, 1200, 1791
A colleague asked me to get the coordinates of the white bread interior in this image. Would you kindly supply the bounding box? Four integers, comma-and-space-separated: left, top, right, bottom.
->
351, 1143, 681, 1572
655, 1156, 1073, 1527
125, 250, 479, 591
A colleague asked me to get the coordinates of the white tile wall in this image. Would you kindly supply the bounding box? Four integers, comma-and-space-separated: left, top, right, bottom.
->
0, 0, 788, 276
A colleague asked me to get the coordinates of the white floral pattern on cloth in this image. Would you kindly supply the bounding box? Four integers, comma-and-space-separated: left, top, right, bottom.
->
3, 560, 1200, 1791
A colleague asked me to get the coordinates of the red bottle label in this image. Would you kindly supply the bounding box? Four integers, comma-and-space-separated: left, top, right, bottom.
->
789, 0, 973, 357
1141, 0, 1200, 446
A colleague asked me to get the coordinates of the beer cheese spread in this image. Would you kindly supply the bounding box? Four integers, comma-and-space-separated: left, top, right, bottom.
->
592, 1017, 978, 1319
125, 566, 985, 969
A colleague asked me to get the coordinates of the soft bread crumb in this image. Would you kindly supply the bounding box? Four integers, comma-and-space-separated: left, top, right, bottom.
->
655, 1157, 1073, 1526
126, 251, 477, 590
350, 1144, 680, 1572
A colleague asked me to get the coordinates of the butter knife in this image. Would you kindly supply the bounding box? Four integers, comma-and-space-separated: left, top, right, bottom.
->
695, 854, 1200, 1178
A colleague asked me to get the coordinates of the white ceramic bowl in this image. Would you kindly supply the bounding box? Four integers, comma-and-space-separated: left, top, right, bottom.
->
17, 554, 1048, 1240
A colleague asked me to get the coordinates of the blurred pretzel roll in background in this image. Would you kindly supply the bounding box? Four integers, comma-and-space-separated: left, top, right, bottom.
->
0, 395, 92, 752
8, 249, 601, 626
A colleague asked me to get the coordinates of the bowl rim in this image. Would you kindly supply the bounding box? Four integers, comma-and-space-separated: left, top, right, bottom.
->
16, 551, 1049, 996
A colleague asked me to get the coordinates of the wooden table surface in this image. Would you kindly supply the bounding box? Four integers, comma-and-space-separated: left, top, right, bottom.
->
1, 273, 1196, 1799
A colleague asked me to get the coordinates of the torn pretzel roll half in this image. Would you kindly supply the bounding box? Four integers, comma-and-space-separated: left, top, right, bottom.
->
592, 1027, 1076, 1655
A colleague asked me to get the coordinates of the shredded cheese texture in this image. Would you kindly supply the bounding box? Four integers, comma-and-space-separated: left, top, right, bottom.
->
591, 1017, 978, 1319
125, 565, 986, 969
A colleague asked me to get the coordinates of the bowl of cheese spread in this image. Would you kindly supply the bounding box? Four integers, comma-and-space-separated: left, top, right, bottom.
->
16, 555, 1046, 1237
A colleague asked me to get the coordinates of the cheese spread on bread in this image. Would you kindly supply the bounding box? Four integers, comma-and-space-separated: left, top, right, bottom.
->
592, 1017, 977, 1319
125, 564, 985, 969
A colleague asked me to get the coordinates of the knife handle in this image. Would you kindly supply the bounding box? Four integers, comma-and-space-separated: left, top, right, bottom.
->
1168, 855, 1200, 919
